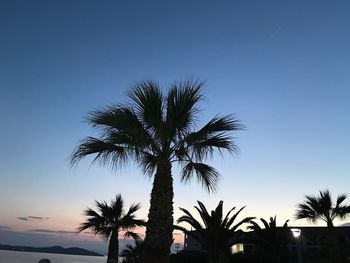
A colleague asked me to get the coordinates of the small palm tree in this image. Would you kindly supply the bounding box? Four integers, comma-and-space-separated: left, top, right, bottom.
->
121, 239, 144, 263
71, 80, 242, 263
295, 189, 350, 263
176, 201, 254, 263
78, 194, 145, 263
248, 216, 289, 263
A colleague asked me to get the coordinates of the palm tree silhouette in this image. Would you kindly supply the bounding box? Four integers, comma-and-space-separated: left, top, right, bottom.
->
295, 189, 350, 263
121, 238, 144, 263
71, 80, 242, 263
248, 216, 289, 263
77, 194, 144, 263
176, 200, 253, 263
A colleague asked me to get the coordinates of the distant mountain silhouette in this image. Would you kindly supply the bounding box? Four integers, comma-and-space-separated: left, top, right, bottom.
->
341, 222, 350, 227
0, 244, 103, 257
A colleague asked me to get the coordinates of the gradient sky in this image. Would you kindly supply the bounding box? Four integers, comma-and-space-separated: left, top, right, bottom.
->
1, 0, 350, 252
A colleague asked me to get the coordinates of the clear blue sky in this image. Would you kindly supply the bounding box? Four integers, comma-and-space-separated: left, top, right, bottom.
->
1, 0, 350, 251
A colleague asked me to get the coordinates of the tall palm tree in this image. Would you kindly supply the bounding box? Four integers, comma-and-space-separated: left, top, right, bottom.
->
248, 216, 290, 263
77, 194, 145, 263
176, 200, 253, 263
71, 80, 242, 263
295, 189, 350, 263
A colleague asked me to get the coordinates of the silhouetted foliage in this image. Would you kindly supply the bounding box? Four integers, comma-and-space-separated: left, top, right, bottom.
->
295, 190, 350, 263
121, 239, 144, 263
78, 194, 144, 263
176, 200, 254, 263
248, 216, 290, 263
72, 80, 242, 263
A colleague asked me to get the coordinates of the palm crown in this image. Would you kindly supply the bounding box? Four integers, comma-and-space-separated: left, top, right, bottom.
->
248, 216, 289, 246
248, 216, 290, 261
295, 189, 350, 226
71, 81, 241, 192
78, 194, 144, 239
176, 201, 253, 263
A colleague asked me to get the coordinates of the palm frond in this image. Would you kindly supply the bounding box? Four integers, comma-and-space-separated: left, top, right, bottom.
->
181, 115, 243, 161
295, 203, 318, 222
71, 103, 161, 169
319, 190, 332, 213
166, 80, 204, 136
123, 231, 141, 240
77, 222, 96, 233
78, 205, 111, 239
83, 207, 101, 218
334, 194, 350, 220
261, 217, 270, 229
230, 217, 255, 232
214, 200, 224, 225
195, 201, 214, 228
139, 152, 158, 176
225, 206, 247, 229
177, 207, 204, 232
90, 106, 155, 148
109, 194, 124, 220
282, 219, 289, 227
222, 206, 237, 228
120, 218, 145, 229
173, 224, 187, 233
125, 203, 141, 217
336, 205, 350, 220
180, 162, 220, 193
70, 137, 129, 169
128, 81, 164, 131
335, 194, 347, 209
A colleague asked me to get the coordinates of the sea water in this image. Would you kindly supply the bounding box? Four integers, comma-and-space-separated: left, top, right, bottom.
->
0, 250, 107, 263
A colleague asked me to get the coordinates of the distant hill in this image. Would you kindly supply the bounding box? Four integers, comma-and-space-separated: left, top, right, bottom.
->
0, 244, 103, 257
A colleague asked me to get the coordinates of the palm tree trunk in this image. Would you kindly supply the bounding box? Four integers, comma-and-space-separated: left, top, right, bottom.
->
143, 160, 173, 263
107, 230, 119, 263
